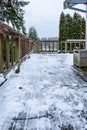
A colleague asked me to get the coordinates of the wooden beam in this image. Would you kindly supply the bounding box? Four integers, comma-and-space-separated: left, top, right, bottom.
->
53, 42, 54, 51
15, 37, 20, 73
11, 37, 14, 66
15, 37, 20, 63
6, 36, 10, 69
0, 34, 3, 73
45, 42, 46, 51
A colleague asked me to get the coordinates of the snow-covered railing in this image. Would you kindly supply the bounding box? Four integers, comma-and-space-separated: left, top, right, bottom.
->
60, 39, 85, 53
33, 40, 59, 53
0, 22, 34, 74
33, 40, 85, 53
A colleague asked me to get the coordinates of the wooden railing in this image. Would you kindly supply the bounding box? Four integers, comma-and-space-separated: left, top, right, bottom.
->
0, 22, 34, 74
33, 40, 59, 53
33, 40, 85, 53
0, 22, 86, 74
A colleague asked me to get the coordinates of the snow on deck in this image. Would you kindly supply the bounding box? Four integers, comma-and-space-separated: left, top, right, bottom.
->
0, 54, 87, 130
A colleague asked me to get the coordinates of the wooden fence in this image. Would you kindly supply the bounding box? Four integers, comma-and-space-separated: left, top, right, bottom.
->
33, 40, 85, 53
33, 40, 59, 53
0, 22, 34, 74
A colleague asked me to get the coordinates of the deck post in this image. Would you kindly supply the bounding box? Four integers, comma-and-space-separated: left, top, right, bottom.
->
28, 41, 29, 53
84, 42, 85, 49
41, 42, 42, 52
29, 41, 31, 53
11, 37, 14, 66
37, 43, 39, 53
61, 42, 62, 52
57, 41, 59, 52
0, 34, 3, 73
49, 42, 50, 51
6, 35, 10, 69
45, 42, 46, 51
65, 42, 67, 53
70, 43, 72, 52
74, 43, 76, 49
79, 42, 80, 49
53, 42, 54, 51
15, 36, 20, 73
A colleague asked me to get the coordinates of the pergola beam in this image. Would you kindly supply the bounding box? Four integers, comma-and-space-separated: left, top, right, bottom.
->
68, 6, 86, 13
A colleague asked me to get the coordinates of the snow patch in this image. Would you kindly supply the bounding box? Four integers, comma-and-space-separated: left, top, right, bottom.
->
0, 74, 5, 85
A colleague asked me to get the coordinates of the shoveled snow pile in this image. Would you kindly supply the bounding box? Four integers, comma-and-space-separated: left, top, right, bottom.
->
0, 53, 87, 130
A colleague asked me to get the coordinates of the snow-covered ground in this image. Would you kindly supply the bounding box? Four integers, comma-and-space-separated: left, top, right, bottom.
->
0, 53, 87, 130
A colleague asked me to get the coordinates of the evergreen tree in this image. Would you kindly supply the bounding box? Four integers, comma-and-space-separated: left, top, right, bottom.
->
82, 17, 85, 39
0, 0, 29, 35
28, 27, 39, 42
59, 12, 66, 41
59, 12, 86, 41
78, 16, 82, 39
65, 14, 73, 39
76, 13, 82, 39
72, 12, 78, 39
72, 12, 82, 39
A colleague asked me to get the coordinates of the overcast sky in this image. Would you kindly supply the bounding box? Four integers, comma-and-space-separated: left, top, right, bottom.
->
24, 0, 85, 38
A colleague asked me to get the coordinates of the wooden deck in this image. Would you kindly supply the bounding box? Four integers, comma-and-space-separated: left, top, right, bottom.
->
0, 54, 87, 130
